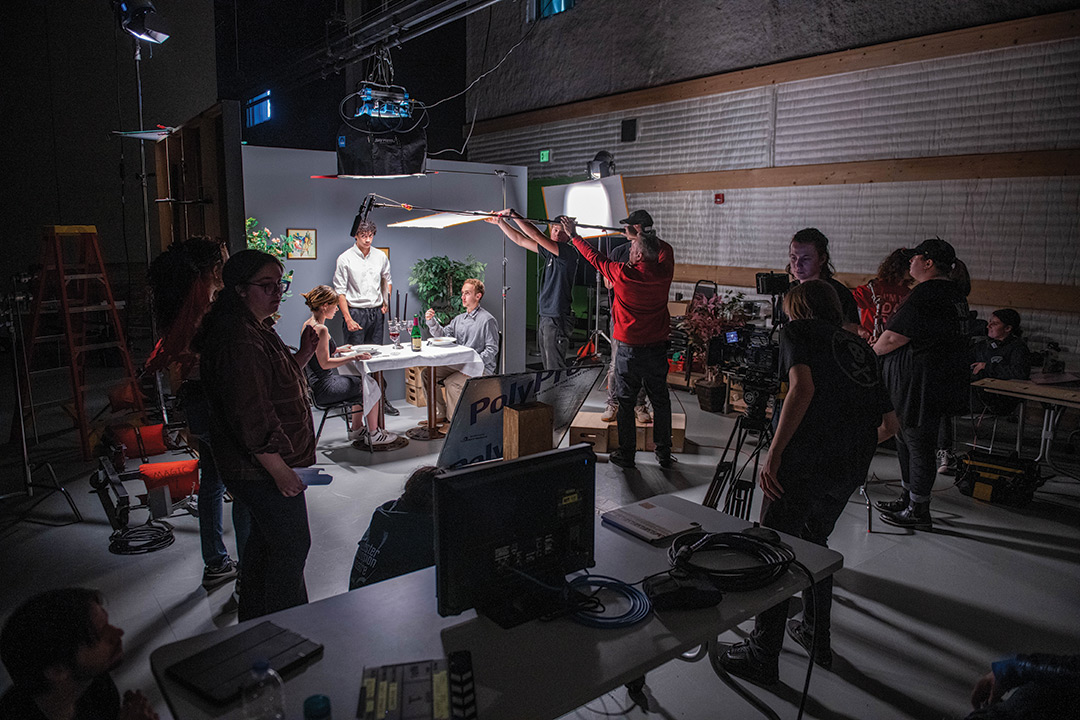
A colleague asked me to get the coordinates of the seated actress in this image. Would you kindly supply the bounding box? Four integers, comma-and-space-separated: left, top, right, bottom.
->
301, 285, 398, 447
348, 466, 439, 590
422, 278, 499, 423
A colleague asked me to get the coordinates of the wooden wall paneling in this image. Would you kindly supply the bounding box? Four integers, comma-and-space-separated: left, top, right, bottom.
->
152, 102, 244, 252
624, 150, 1080, 194
472, 10, 1080, 136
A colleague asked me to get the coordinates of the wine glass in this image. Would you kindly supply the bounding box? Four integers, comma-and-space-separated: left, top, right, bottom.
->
388, 319, 402, 349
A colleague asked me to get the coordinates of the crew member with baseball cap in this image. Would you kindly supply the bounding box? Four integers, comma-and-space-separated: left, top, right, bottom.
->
873, 237, 970, 530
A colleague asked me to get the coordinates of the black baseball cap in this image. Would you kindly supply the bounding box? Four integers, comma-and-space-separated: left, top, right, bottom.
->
620, 209, 654, 228
903, 237, 956, 266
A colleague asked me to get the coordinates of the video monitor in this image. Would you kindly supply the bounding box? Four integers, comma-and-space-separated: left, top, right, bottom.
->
434, 444, 597, 628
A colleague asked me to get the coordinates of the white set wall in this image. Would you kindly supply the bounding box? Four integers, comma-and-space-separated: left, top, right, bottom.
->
241, 148, 529, 399
468, 38, 1080, 357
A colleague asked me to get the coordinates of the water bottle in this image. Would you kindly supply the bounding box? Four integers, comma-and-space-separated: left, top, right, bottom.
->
303, 694, 332, 720
241, 659, 286, 720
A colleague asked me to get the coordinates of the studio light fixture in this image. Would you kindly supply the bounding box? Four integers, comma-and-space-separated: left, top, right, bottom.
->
587, 150, 616, 180
113, 0, 169, 44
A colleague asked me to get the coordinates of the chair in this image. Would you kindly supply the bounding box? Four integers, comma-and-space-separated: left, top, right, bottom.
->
310, 390, 369, 450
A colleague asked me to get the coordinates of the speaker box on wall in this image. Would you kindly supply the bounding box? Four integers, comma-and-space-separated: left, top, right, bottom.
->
336, 119, 427, 176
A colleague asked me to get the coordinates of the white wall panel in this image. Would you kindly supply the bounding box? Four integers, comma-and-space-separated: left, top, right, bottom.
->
775, 40, 1080, 164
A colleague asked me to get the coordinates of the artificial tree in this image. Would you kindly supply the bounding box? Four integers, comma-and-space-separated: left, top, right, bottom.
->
408, 255, 487, 325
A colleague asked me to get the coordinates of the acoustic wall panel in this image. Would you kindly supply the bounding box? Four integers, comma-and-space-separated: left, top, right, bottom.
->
775, 39, 1080, 165
468, 87, 772, 180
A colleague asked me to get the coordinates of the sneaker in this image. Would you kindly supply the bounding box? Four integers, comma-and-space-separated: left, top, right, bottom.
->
786, 619, 832, 669
635, 406, 652, 425
382, 400, 400, 416
717, 641, 779, 686
601, 404, 618, 423
655, 447, 675, 469
937, 449, 957, 476
349, 426, 369, 442
202, 558, 238, 589
368, 428, 399, 447
608, 448, 636, 469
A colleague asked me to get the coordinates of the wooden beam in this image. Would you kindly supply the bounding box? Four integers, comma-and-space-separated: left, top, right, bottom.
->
473, 10, 1080, 136
624, 150, 1080, 194
674, 264, 1080, 314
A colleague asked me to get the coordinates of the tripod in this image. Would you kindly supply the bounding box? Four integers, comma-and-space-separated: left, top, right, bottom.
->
702, 409, 773, 521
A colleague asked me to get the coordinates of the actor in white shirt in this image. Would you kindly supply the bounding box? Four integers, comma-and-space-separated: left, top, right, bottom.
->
333, 217, 398, 414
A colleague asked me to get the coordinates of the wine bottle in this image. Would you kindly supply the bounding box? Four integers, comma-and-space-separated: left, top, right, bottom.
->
411, 314, 422, 351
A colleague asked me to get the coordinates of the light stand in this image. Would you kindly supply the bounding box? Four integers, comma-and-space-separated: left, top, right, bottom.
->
1, 292, 83, 528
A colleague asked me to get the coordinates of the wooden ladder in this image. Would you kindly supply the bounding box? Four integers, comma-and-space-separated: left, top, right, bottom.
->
21, 226, 145, 458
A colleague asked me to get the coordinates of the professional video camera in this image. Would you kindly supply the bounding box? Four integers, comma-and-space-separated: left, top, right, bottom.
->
714, 326, 780, 431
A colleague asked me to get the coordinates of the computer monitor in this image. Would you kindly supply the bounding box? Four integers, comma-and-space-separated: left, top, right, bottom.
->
434, 444, 597, 628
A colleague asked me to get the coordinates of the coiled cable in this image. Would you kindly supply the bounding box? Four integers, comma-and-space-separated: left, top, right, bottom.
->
568, 574, 652, 628
667, 530, 795, 591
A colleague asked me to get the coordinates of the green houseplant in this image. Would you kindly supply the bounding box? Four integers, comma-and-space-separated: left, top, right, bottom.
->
408, 255, 486, 325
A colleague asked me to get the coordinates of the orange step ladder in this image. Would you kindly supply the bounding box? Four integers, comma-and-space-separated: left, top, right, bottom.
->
21, 226, 145, 459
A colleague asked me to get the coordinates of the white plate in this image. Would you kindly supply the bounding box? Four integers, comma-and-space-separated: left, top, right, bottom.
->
429, 337, 456, 346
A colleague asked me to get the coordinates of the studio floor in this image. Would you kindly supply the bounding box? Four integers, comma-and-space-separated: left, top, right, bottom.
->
2, 373, 1079, 720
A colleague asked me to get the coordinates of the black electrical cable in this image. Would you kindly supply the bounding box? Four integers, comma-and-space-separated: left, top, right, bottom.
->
108, 518, 174, 555
667, 531, 796, 591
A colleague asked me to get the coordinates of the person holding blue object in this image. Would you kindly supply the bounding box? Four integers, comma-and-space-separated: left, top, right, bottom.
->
966, 654, 1080, 719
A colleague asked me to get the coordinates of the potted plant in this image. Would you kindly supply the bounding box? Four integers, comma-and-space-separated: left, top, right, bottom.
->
408, 255, 487, 324
678, 290, 750, 411
245, 217, 303, 302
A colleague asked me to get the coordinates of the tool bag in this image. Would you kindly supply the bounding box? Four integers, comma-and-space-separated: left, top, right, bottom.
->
956, 451, 1041, 507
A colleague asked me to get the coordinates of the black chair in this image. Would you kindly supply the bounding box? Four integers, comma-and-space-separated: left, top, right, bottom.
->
309, 389, 371, 450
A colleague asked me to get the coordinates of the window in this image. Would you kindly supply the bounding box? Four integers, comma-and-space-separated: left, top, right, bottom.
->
536, 0, 574, 20
245, 91, 271, 128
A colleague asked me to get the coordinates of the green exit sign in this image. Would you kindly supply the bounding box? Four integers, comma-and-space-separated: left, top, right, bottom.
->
539, 149, 551, 163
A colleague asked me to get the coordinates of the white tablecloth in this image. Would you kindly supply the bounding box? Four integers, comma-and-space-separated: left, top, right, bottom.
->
338, 342, 484, 416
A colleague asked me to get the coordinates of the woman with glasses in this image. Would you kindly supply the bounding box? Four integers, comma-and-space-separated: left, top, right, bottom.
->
195, 250, 318, 621
301, 285, 398, 447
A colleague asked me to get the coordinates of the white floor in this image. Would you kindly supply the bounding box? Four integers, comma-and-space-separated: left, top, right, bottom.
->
2, 380, 1079, 720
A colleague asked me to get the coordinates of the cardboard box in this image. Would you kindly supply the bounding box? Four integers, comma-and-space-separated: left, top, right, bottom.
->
503, 402, 554, 460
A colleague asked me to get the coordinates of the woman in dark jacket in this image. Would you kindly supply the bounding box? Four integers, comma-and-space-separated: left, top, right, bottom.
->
873, 238, 970, 530
195, 250, 318, 620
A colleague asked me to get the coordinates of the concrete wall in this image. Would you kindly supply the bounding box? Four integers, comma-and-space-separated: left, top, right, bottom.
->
240, 148, 529, 400
465, 0, 1080, 120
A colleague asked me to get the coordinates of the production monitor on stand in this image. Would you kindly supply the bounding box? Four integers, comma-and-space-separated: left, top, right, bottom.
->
434, 444, 597, 629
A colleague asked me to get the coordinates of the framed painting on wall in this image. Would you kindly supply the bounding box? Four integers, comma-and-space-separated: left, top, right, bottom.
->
375, 246, 390, 260
286, 229, 317, 259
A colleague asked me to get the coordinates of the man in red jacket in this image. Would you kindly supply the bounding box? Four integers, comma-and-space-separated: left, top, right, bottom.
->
565, 211, 675, 468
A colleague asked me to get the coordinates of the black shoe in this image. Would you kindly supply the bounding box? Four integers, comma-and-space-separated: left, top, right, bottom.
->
382, 400, 399, 416
202, 558, 238, 589
608, 449, 636, 469
786, 620, 832, 670
717, 641, 779, 686
880, 500, 933, 531
655, 447, 675, 469
875, 489, 910, 513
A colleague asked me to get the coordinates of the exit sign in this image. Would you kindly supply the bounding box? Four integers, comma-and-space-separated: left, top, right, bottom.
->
539, 149, 551, 163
